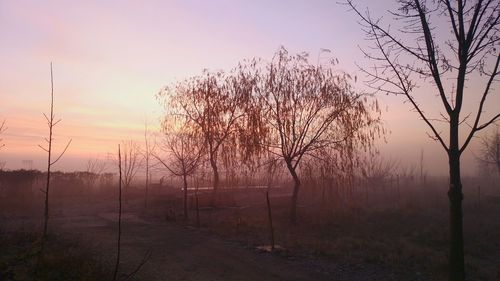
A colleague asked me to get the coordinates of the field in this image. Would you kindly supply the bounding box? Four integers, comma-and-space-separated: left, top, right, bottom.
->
1, 173, 499, 280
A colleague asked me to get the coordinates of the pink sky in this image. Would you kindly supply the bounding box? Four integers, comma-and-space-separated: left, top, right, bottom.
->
0, 0, 498, 175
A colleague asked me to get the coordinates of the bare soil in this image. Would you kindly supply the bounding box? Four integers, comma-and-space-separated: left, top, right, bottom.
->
1, 179, 499, 281
1, 196, 421, 281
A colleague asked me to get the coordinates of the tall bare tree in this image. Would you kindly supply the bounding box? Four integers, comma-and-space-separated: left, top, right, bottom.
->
347, 1, 499, 279
38, 63, 72, 254
252, 48, 382, 223
120, 140, 142, 190
154, 122, 204, 220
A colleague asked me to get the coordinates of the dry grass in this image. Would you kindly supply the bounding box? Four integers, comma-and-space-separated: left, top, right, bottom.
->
1, 175, 498, 280
0, 232, 109, 281
140, 180, 500, 281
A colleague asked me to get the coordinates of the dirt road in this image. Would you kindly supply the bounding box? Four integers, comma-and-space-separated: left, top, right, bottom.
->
43, 206, 410, 281
52, 212, 333, 281
3, 200, 408, 281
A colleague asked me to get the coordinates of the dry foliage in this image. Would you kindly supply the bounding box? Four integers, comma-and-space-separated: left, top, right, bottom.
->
251, 47, 384, 222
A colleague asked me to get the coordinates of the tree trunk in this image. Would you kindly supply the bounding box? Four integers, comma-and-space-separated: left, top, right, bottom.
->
144, 166, 149, 209
286, 160, 300, 224
40, 166, 51, 255
183, 173, 188, 220
496, 134, 499, 175
113, 145, 123, 281
40, 125, 53, 255
210, 155, 219, 206
195, 192, 200, 228
448, 118, 465, 281
266, 190, 275, 251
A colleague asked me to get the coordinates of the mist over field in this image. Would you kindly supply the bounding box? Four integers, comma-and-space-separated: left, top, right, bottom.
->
1, 1, 499, 281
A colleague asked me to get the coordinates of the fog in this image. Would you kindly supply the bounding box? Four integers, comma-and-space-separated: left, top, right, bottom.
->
1, 1, 499, 280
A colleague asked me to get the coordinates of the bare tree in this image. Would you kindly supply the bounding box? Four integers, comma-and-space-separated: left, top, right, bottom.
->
113, 145, 151, 281
0, 121, 6, 171
477, 130, 500, 175
0, 119, 6, 150
154, 122, 204, 220
37, 63, 72, 254
252, 48, 382, 223
346, 1, 499, 279
112, 144, 122, 281
85, 157, 107, 191
142, 121, 156, 209
120, 140, 142, 190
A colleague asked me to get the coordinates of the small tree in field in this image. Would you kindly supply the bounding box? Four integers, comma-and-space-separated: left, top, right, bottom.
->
477, 130, 499, 176
142, 121, 156, 209
120, 140, 142, 190
253, 48, 382, 223
112, 145, 122, 281
0, 121, 7, 172
84, 157, 107, 191
347, 1, 499, 279
154, 121, 204, 220
0, 119, 6, 150
38, 63, 71, 254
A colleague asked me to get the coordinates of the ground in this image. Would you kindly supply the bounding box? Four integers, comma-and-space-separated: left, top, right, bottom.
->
1, 197, 417, 281
1, 177, 499, 281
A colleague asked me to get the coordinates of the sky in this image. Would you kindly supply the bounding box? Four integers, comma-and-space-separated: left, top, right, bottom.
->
0, 0, 498, 176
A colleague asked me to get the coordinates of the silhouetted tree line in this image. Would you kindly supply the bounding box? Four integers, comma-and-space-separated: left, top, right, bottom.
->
0, 169, 41, 198
0, 169, 115, 198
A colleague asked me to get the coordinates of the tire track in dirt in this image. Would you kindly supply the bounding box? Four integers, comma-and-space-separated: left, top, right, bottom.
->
52, 213, 332, 281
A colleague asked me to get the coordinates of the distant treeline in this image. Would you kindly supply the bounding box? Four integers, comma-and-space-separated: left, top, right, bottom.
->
0, 169, 115, 198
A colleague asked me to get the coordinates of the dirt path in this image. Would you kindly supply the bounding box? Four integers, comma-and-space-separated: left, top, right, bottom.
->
49, 212, 333, 281
2, 201, 410, 281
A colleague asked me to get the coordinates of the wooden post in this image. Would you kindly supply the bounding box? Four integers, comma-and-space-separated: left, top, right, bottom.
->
397, 174, 400, 210
477, 185, 481, 212
266, 190, 275, 251
195, 178, 200, 228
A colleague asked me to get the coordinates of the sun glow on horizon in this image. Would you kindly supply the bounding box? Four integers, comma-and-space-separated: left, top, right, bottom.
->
0, 0, 498, 175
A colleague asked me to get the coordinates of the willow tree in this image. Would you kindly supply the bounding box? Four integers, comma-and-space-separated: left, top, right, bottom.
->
253, 48, 382, 223
347, 1, 499, 280
159, 70, 246, 198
